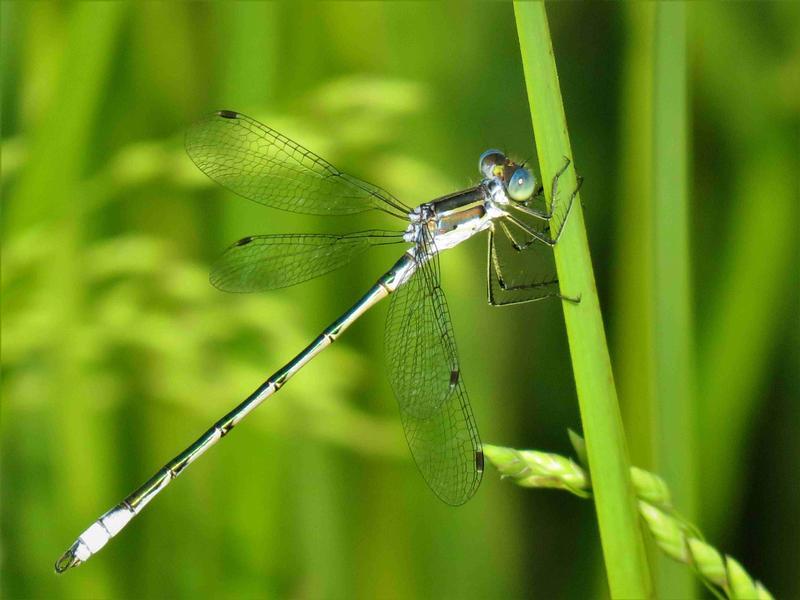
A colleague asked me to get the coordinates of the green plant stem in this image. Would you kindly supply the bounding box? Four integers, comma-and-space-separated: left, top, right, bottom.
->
652, 4, 697, 598
484, 442, 773, 600
513, 4, 651, 598
616, 0, 656, 476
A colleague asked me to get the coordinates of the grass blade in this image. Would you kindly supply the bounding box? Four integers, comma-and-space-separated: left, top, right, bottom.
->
652, 4, 698, 597
513, 4, 651, 597
615, 2, 656, 475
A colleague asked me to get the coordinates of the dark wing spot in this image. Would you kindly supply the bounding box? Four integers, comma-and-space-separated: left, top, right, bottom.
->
475, 450, 484, 472
235, 236, 253, 247
218, 110, 239, 119
449, 369, 460, 387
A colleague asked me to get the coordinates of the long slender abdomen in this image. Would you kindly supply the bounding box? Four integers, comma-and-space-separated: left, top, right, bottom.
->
55, 252, 417, 573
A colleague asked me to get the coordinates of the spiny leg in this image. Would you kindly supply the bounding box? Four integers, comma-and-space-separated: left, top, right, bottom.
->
498, 220, 539, 252
496, 221, 581, 303
486, 225, 579, 306
504, 213, 558, 248
488, 226, 555, 304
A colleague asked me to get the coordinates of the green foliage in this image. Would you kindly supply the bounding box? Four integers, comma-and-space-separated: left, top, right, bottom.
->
1, 2, 797, 599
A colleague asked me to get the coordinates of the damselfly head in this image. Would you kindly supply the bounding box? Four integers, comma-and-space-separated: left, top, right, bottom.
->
479, 149, 538, 202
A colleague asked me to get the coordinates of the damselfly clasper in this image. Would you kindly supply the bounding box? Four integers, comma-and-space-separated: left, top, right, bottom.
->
56, 110, 580, 572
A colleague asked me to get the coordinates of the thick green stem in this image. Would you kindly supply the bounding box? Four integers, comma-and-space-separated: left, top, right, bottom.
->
513, 3, 651, 597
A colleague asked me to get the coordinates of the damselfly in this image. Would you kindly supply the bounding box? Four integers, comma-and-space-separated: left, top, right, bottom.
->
56, 110, 580, 572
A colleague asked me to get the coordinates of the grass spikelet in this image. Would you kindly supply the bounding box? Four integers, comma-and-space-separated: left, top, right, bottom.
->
483, 440, 773, 600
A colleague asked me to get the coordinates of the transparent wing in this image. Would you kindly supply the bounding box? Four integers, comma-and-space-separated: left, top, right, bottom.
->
186, 110, 411, 219
385, 234, 482, 505
211, 230, 403, 293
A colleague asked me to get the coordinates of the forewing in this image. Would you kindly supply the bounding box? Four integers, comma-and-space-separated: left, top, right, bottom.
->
186, 111, 410, 218
211, 231, 402, 293
385, 240, 482, 505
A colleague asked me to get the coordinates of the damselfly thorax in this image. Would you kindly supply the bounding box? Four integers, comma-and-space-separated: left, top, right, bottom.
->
404, 179, 513, 254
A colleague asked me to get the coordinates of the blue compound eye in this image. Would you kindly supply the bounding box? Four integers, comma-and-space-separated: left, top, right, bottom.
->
507, 167, 536, 201
479, 149, 506, 178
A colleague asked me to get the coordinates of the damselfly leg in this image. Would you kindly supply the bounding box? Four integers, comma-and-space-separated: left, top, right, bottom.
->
486, 162, 583, 306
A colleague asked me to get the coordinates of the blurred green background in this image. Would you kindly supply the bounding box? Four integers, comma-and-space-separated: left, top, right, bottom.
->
1, 2, 797, 598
